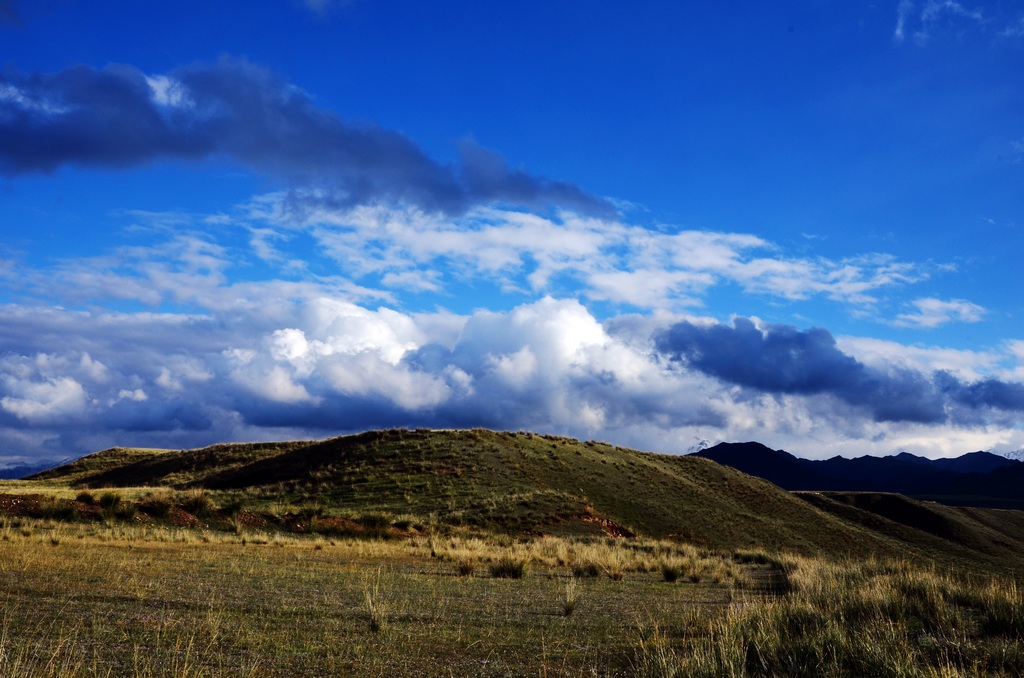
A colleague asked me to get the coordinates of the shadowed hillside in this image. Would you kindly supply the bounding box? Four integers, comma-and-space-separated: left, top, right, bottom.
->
26, 428, 1024, 571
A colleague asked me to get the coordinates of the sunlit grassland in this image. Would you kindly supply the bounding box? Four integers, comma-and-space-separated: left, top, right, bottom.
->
0, 519, 749, 677
0, 518, 1021, 676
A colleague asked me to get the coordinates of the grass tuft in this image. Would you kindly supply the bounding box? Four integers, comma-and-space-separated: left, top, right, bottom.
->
363, 567, 391, 633
560, 576, 581, 616
489, 556, 527, 579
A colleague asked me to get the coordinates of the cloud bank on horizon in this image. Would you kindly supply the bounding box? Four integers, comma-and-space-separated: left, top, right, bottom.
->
1, 2, 1023, 463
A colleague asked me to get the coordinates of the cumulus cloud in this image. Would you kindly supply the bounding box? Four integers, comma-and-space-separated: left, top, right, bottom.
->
0, 294, 719, 458
0, 58, 615, 218
838, 336, 1001, 381
656, 317, 1024, 424
1, 287, 1022, 462
1, 377, 88, 423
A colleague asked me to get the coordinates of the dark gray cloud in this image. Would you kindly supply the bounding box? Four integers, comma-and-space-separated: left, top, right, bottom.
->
0, 64, 209, 172
935, 372, 1024, 412
0, 57, 616, 217
656, 317, 1024, 424
457, 140, 618, 218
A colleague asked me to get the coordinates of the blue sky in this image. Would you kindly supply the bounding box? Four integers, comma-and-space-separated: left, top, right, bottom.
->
2, 0, 1023, 463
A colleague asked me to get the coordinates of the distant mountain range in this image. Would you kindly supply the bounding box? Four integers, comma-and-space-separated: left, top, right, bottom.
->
0, 460, 67, 480
1001, 449, 1024, 462
691, 442, 1024, 509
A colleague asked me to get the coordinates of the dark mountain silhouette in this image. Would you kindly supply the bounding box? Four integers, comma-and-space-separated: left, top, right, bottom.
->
686, 442, 830, 489
0, 460, 63, 479
925, 451, 1018, 475
692, 443, 1024, 509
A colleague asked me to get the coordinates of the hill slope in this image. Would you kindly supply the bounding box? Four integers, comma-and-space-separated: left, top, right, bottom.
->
28, 428, 1024, 570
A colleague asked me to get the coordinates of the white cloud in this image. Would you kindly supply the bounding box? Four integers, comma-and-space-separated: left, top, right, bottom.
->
838, 335, 1000, 380
10, 196, 940, 321
235, 364, 318, 405
155, 357, 213, 393
1, 377, 88, 423
145, 75, 192, 109
894, 297, 986, 328
116, 388, 148, 403
247, 198, 932, 312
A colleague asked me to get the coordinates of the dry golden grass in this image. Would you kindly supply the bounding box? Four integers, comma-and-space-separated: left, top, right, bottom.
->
632, 554, 1024, 677
0, 519, 749, 676
0, 513, 1020, 676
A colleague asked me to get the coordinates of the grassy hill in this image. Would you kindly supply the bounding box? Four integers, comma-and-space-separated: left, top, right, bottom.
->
25, 428, 1024, 572
7, 428, 1024, 675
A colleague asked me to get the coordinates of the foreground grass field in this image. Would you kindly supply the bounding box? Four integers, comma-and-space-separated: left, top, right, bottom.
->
0, 518, 1022, 677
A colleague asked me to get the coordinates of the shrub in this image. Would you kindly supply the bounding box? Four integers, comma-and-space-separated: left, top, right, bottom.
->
97, 491, 122, 510
456, 559, 476, 577
661, 563, 682, 583
572, 562, 601, 578
220, 497, 245, 515
178, 490, 217, 518
38, 497, 76, 521
363, 567, 391, 633
140, 494, 173, 518
489, 557, 527, 579
359, 513, 393, 538
75, 490, 96, 505
297, 504, 324, 522
561, 577, 580, 616
97, 491, 137, 522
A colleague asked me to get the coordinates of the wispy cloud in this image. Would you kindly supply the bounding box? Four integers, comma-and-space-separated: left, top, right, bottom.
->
1010, 137, 1024, 162
894, 0, 985, 45
999, 16, 1024, 38
894, 297, 986, 328
895, 0, 914, 42
247, 198, 931, 311
1, 195, 942, 324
